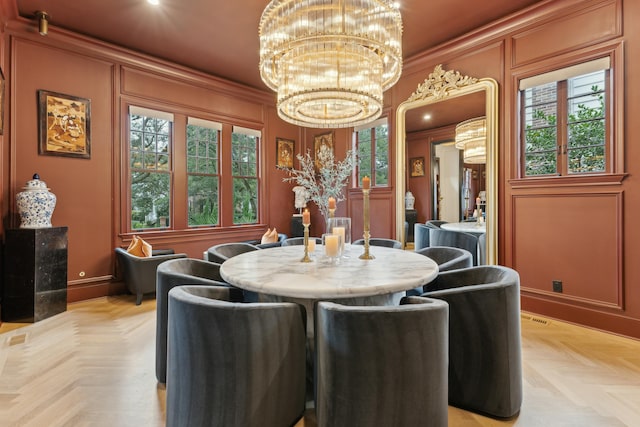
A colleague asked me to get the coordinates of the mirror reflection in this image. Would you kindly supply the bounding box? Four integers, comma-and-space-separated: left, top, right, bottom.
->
395, 66, 498, 264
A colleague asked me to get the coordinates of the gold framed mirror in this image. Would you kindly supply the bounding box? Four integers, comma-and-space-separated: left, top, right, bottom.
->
395, 65, 498, 264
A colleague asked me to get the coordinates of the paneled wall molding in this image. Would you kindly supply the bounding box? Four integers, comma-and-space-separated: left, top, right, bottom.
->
510, 0, 621, 68
509, 173, 627, 189
520, 286, 624, 311
512, 191, 624, 311
121, 68, 265, 124
6, 17, 274, 106
403, 0, 611, 74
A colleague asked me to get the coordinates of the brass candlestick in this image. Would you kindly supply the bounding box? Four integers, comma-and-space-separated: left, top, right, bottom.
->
301, 223, 312, 262
329, 208, 335, 218
359, 188, 375, 260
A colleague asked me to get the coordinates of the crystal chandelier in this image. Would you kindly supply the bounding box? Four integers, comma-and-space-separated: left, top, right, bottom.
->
259, 0, 403, 128
455, 117, 486, 164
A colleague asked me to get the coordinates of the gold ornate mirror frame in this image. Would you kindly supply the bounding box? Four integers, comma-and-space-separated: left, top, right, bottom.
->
395, 65, 498, 264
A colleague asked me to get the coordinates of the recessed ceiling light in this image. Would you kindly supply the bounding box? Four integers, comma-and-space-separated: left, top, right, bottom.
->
423, 114, 432, 120
147, 0, 159, 5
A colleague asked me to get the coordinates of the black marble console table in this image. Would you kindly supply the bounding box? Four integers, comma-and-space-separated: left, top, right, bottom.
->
2, 227, 68, 322
290, 214, 304, 237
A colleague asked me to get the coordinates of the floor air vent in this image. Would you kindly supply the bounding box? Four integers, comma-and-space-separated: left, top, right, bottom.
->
521, 314, 549, 325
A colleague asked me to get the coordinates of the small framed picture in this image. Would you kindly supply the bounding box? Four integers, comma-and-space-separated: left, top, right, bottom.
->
276, 137, 295, 168
38, 90, 91, 159
314, 131, 334, 171
410, 157, 425, 177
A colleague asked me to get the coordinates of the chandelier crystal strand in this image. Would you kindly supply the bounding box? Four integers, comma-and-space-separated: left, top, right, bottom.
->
259, 0, 403, 128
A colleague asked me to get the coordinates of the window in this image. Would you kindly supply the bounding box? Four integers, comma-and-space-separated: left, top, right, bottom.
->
520, 58, 609, 177
187, 117, 221, 227
129, 107, 173, 230
126, 105, 263, 233
354, 118, 389, 186
232, 126, 260, 224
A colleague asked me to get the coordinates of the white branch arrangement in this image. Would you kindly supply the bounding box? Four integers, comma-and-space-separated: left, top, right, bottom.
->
279, 146, 356, 222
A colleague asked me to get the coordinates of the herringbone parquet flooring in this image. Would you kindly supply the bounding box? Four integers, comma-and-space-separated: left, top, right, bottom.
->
1, 295, 639, 427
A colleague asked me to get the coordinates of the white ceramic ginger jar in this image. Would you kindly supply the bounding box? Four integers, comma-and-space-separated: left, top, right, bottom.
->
16, 174, 57, 228
405, 191, 415, 210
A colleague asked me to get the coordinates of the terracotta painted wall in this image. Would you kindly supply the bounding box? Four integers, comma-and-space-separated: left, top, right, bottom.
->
0, 12, 302, 302
0, 8, 379, 306
1, 0, 639, 340
393, 0, 640, 339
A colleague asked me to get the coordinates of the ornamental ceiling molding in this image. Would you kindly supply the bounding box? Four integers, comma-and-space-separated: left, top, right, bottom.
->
407, 64, 479, 102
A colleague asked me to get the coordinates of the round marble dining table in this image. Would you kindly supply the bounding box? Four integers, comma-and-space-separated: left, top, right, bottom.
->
221, 244, 439, 407
220, 244, 438, 305
441, 221, 486, 234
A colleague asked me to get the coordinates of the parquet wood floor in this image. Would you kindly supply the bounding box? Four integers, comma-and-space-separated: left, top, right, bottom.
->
1, 295, 639, 427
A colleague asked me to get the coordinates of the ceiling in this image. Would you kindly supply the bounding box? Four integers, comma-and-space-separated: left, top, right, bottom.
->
16, 0, 545, 93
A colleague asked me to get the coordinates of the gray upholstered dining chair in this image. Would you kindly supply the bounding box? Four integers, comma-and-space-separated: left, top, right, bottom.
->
114, 247, 187, 305
421, 265, 522, 418
166, 285, 306, 427
429, 228, 479, 265
406, 246, 474, 296
478, 232, 487, 265
205, 242, 259, 263
417, 246, 473, 272
414, 223, 431, 251
281, 236, 322, 246
155, 258, 229, 383
352, 237, 402, 249
315, 297, 449, 427
426, 219, 448, 228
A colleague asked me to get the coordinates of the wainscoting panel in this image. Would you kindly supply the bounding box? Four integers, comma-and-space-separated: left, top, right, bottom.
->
512, 191, 623, 310
511, 0, 620, 68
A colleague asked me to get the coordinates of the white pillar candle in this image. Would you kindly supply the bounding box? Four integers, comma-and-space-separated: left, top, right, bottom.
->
307, 239, 316, 252
325, 235, 340, 257
332, 227, 345, 251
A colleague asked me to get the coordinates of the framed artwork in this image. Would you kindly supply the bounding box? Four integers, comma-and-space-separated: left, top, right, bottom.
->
38, 90, 91, 159
276, 137, 295, 168
314, 131, 333, 171
410, 156, 425, 177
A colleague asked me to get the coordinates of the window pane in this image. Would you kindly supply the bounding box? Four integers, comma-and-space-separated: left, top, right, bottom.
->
188, 175, 219, 226
187, 122, 220, 227
232, 131, 259, 224
357, 129, 372, 183
525, 152, 557, 176
131, 171, 170, 229
566, 71, 605, 174
375, 125, 389, 186
233, 177, 258, 224
523, 83, 558, 176
567, 146, 605, 173
129, 111, 172, 230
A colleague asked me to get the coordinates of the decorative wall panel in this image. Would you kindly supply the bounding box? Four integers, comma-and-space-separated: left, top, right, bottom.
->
513, 191, 623, 309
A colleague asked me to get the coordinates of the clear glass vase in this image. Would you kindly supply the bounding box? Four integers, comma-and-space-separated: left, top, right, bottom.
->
327, 217, 351, 257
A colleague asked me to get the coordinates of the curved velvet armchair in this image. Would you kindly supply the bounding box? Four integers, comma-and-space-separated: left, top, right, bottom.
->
352, 237, 402, 249
417, 246, 473, 271
205, 242, 260, 263
428, 228, 479, 265
114, 247, 187, 305
155, 258, 228, 383
166, 285, 306, 427
315, 297, 449, 427
422, 265, 522, 418
281, 236, 322, 246
414, 223, 431, 251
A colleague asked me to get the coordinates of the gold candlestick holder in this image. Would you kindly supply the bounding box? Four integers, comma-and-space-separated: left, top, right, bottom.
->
329, 208, 335, 218
301, 223, 312, 263
359, 188, 375, 260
